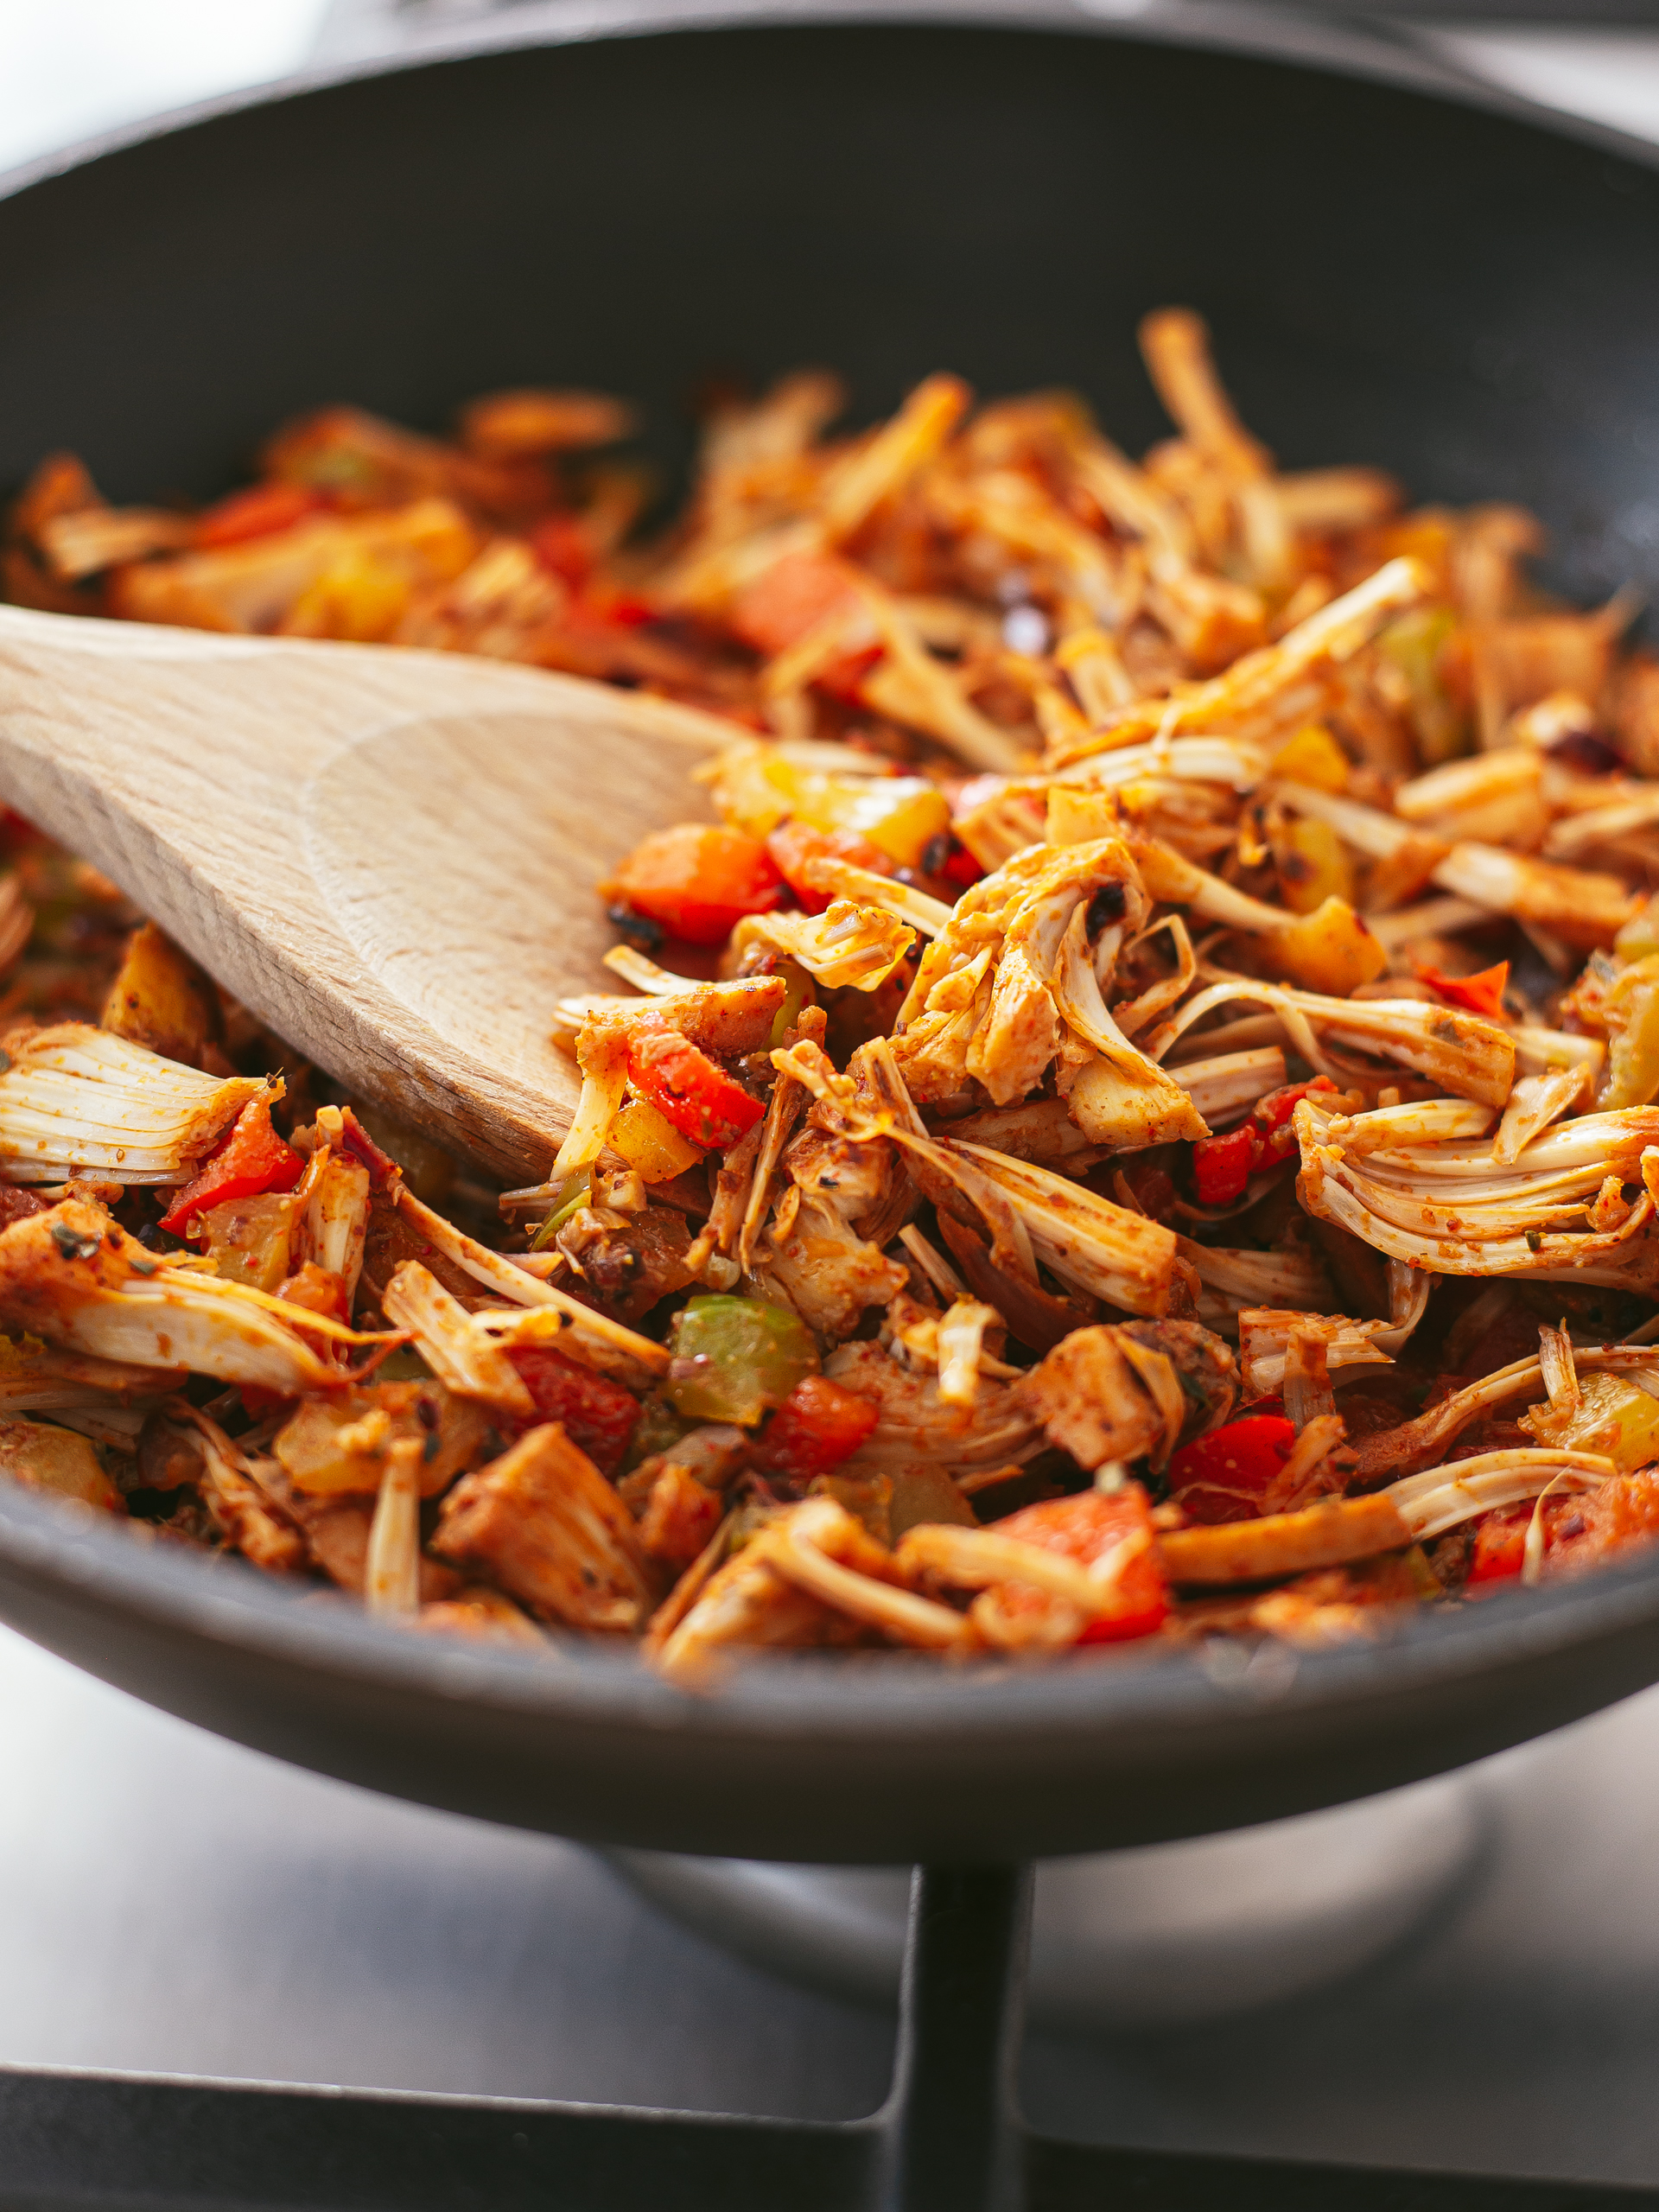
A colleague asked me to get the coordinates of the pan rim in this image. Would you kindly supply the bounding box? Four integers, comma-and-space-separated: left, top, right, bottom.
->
3, 0, 1659, 213
4, 1468, 1659, 1749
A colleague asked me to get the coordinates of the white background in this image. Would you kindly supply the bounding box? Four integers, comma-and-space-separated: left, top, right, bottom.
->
0, 1, 330, 175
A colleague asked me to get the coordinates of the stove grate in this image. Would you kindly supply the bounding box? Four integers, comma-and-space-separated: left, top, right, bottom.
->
0, 1866, 1641, 2209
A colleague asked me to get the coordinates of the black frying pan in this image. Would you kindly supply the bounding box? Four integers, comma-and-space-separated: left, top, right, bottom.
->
0, 13, 1657, 1867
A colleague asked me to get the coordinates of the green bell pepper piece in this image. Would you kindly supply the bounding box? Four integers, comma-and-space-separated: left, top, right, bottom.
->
667, 1294, 817, 1427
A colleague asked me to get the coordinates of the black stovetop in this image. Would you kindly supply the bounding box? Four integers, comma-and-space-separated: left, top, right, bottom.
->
2, 1623, 1657, 2193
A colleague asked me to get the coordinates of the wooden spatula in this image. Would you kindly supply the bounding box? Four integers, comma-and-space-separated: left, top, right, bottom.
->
0, 603, 733, 1183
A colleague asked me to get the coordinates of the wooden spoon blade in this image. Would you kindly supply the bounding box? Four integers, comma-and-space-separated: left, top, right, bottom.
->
0, 604, 736, 1180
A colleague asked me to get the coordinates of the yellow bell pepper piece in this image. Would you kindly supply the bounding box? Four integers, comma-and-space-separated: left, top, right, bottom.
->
283, 550, 411, 642
1275, 816, 1355, 916
1522, 1371, 1659, 1472
709, 747, 810, 839
1599, 952, 1659, 1109
609, 1096, 702, 1182
1262, 896, 1387, 995
1377, 605, 1465, 765
1270, 724, 1350, 794
792, 776, 950, 867
709, 741, 951, 868
1615, 897, 1659, 966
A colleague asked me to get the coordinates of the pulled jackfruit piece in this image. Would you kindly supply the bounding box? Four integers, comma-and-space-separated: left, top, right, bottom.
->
0, 1198, 371, 1393
0, 1024, 264, 1185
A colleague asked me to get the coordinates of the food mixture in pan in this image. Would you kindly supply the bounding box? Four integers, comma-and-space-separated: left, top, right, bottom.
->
4, 309, 1659, 1674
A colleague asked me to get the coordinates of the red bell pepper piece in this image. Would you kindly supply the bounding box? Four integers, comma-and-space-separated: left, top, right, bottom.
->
605, 823, 783, 946
730, 550, 861, 652
1466, 1487, 1627, 1586
1416, 960, 1509, 1020
627, 1027, 766, 1150
157, 1099, 304, 1239
920, 830, 986, 891
1192, 1124, 1257, 1207
728, 551, 882, 698
505, 1344, 639, 1474
1191, 1076, 1336, 1204
993, 1483, 1169, 1643
758, 1373, 880, 1482
1165, 1414, 1298, 1525
1468, 1503, 1530, 1586
194, 482, 324, 549
580, 588, 656, 629
1255, 1080, 1332, 1170
766, 819, 889, 913
1256, 1076, 1334, 1134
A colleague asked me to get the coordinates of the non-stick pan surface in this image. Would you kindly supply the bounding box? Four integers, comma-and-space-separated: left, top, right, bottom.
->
2, 16, 1659, 1865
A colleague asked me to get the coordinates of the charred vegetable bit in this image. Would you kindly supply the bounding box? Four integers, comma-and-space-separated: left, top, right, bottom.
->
15, 312, 1659, 1669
